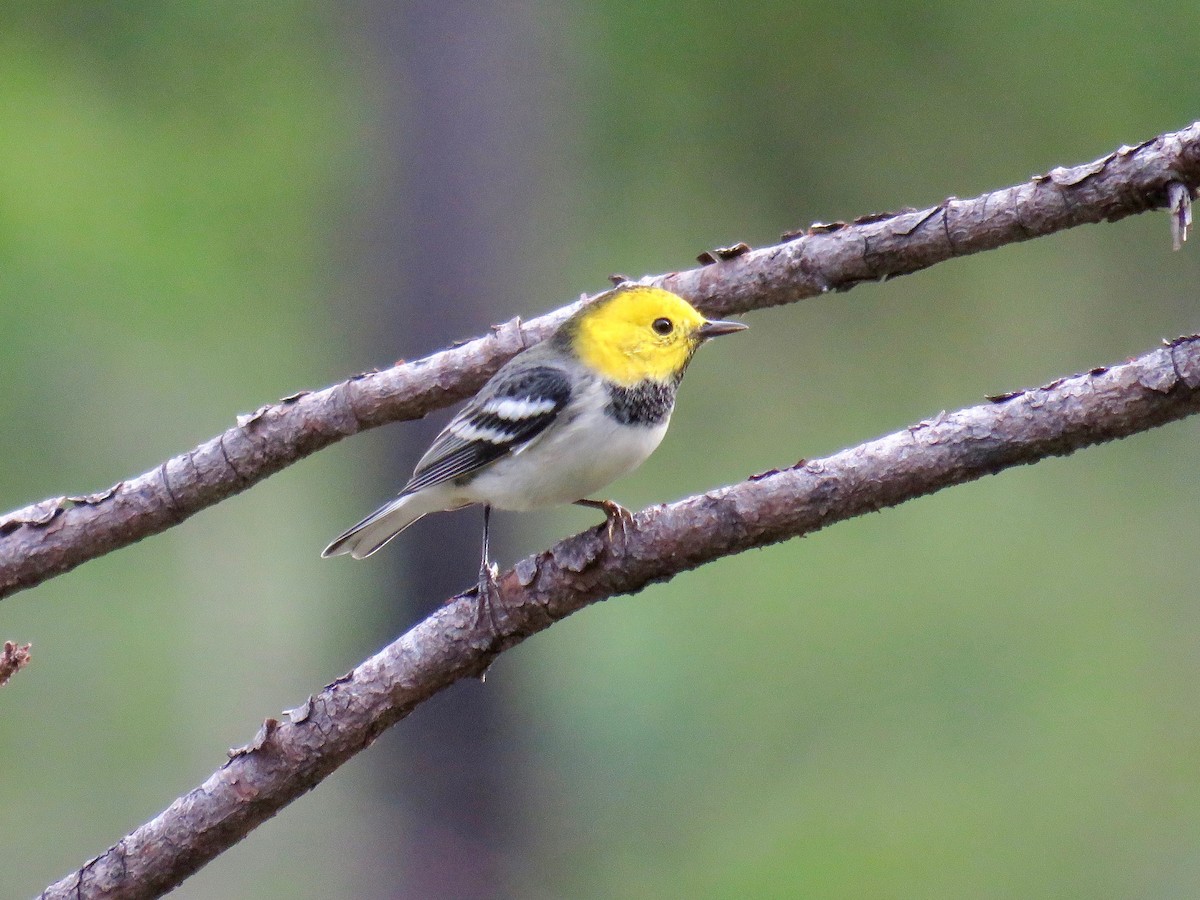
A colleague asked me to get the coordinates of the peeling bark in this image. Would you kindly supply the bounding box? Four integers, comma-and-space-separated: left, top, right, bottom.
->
0, 641, 31, 686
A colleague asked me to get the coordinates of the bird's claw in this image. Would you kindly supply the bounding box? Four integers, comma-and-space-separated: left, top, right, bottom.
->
474, 561, 501, 634
601, 501, 634, 548
575, 498, 635, 550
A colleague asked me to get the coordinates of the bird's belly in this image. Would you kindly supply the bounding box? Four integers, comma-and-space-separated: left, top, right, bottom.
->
462, 415, 669, 511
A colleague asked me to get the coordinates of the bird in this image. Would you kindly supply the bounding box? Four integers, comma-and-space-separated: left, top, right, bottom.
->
322, 283, 747, 615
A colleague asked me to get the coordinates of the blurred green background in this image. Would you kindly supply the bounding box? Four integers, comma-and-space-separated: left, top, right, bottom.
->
3, 2, 1200, 898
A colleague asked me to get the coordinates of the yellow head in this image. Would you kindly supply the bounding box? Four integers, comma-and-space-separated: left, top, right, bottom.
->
561, 285, 747, 386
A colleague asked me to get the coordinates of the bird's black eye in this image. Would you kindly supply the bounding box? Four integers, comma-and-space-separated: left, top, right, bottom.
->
652, 317, 673, 335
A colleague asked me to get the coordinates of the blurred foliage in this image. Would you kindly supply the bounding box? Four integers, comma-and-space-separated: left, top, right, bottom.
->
3, 1, 1200, 898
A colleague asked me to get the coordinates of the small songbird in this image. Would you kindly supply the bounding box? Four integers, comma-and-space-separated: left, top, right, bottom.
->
322, 284, 747, 604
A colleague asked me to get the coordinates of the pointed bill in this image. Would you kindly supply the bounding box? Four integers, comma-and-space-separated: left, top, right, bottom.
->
696, 319, 749, 339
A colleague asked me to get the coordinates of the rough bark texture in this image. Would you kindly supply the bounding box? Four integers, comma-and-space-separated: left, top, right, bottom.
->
3, 122, 1200, 602
0, 640, 31, 686
39, 333, 1200, 900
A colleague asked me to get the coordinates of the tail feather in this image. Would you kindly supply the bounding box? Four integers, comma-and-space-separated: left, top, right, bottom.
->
322, 493, 431, 560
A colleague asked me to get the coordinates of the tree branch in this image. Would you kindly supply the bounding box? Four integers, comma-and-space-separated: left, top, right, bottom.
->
39, 332, 1200, 900
3, 122, 1200, 602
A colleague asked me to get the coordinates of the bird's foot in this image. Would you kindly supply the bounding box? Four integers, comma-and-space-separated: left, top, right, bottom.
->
474, 560, 501, 636
575, 498, 635, 550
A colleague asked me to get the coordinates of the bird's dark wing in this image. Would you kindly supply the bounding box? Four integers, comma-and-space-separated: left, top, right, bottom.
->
401, 363, 573, 494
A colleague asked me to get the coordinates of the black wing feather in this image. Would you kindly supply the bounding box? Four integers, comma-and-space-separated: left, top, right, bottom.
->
401, 363, 573, 494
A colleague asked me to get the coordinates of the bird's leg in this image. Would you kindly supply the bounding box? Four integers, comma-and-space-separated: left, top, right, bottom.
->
574, 498, 635, 549
475, 504, 501, 634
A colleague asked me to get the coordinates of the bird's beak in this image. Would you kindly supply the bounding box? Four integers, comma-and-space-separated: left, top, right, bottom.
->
696, 319, 749, 340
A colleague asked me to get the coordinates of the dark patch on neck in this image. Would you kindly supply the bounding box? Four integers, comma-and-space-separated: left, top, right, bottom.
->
605, 379, 677, 426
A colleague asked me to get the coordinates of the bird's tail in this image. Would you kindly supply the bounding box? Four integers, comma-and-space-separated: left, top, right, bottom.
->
322, 492, 436, 560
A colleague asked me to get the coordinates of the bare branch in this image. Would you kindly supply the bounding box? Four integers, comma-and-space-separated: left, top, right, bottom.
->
663, 124, 1200, 316
0, 641, 31, 686
3, 122, 1199, 602
39, 333, 1200, 900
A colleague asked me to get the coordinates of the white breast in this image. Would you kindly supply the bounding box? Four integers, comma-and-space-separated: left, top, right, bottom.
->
458, 379, 670, 511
